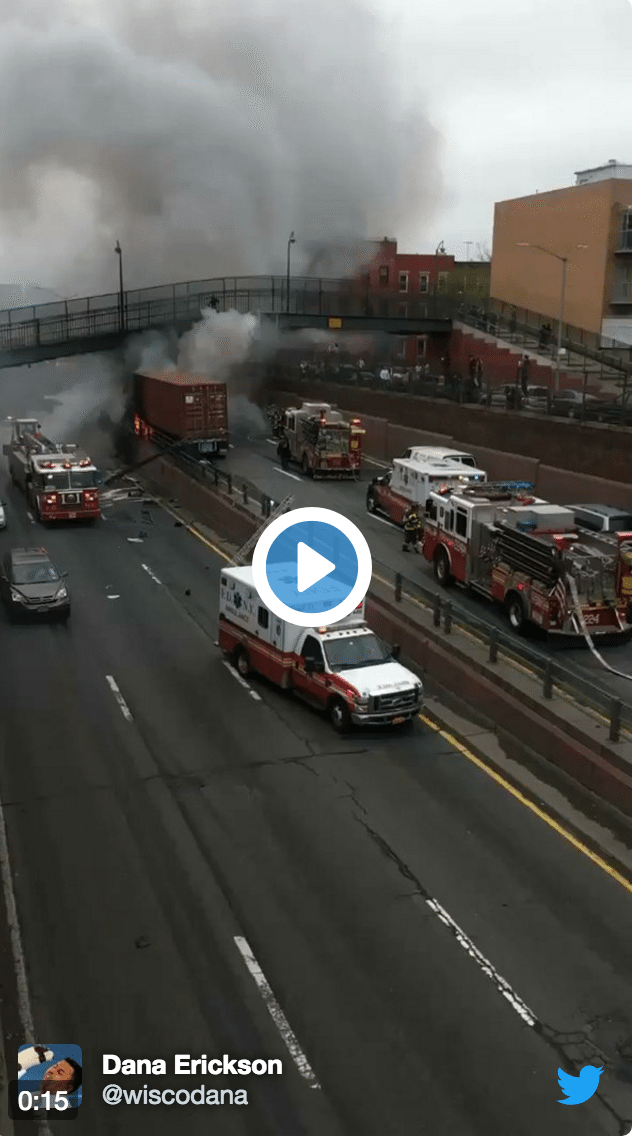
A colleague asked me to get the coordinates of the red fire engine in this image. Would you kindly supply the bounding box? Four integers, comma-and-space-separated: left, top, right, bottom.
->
4, 419, 101, 522
422, 483, 632, 635
281, 403, 364, 478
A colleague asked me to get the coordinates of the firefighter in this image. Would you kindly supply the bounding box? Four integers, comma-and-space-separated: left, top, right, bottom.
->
402, 507, 422, 552
277, 435, 291, 471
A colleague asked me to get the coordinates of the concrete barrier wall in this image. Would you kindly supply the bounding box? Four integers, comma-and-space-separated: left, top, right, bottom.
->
143, 460, 258, 546
138, 456, 629, 817
366, 595, 631, 817
270, 388, 631, 506
267, 379, 631, 484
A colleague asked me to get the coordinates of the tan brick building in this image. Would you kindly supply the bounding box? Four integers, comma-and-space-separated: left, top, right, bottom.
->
490, 162, 632, 346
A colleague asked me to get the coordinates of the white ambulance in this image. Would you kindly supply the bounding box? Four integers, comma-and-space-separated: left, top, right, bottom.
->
218, 565, 424, 732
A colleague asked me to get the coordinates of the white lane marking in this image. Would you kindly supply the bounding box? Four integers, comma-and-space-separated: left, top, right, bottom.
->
27, 511, 35, 524
364, 455, 390, 468
141, 563, 162, 585
368, 512, 398, 528
106, 594, 121, 600
105, 674, 134, 722
229, 444, 235, 449
127, 537, 144, 543
425, 896, 537, 1027
234, 936, 321, 1088
273, 467, 302, 481
266, 438, 277, 446
221, 660, 262, 701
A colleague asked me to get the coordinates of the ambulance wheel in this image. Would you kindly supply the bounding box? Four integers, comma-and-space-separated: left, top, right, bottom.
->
505, 593, 527, 634
301, 454, 313, 478
235, 648, 252, 678
366, 492, 377, 514
328, 697, 351, 734
434, 549, 453, 587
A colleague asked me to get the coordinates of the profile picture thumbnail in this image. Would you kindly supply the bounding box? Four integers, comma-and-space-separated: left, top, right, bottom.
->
18, 1043, 83, 1107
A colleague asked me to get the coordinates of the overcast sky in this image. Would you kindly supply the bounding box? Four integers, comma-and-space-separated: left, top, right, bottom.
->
0, 0, 630, 296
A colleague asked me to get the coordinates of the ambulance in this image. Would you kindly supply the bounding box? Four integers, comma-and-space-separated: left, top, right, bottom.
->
218, 565, 424, 732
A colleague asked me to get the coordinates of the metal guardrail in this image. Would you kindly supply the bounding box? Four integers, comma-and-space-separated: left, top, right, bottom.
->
129, 431, 631, 737
370, 555, 632, 739
0, 272, 629, 380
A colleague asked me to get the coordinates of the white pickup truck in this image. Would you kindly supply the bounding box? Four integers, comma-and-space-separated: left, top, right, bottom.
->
219, 566, 423, 732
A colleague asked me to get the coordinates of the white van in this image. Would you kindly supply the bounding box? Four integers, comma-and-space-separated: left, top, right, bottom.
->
401, 446, 477, 469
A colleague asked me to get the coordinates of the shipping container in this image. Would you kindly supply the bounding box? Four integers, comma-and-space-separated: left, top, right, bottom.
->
133, 369, 228, 457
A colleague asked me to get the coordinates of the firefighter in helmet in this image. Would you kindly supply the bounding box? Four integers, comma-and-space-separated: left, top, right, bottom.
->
277, 434, 292, 471
402, 506, 422, 552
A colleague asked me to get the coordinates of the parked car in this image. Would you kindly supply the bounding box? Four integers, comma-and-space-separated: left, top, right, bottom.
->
568, 504, 632, 534
548, 389, 600, 418
0, 501, 5, 529
0, 547, 70, 621
523, 385, 550, 412
583, 394, 632, 426
480, 385, 514, 408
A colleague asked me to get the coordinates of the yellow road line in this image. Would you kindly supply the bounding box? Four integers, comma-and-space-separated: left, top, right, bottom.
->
419, 713, 631, 892
155, 493, 631, 889
152, 497, 232, 562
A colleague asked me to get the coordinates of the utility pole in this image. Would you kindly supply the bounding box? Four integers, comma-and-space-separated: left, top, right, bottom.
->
286, 232, 296, 313
115, 240, 125, 332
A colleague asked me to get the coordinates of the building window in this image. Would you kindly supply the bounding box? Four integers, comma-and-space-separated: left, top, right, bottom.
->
617, 209, 632, 253
437, 272, 448, 293
396, 338, 407, 358
379, 265, 389, 286
417, 336, 427, 358
398, 272, 409, 293
419, 272, 429, 294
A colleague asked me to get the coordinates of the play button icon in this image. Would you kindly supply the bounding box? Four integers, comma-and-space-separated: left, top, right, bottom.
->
251, 506, 372, 627
297, 542, 335, 593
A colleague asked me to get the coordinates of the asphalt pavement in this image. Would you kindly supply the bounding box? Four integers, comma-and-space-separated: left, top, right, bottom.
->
218, 433, 632, 704
0, 464, 630, 1136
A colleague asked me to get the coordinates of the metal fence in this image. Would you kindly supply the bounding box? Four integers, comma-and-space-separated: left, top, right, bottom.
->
370, 555, 631, 741
122, 431, 631, 739
0, 273, 629, 379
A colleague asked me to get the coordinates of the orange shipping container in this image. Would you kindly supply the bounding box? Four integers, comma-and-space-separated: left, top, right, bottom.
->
134, 369, 228, 456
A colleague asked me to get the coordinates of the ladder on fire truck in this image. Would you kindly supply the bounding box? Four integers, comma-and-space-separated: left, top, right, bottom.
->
228, 495, 295, 567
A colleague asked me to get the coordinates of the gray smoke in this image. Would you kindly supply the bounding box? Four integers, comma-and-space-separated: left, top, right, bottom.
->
0, 0, 441, 296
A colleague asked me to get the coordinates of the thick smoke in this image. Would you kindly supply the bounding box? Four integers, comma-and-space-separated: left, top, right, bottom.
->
0, 0, 441, 296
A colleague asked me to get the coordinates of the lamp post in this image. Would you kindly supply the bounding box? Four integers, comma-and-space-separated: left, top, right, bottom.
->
115, 240, 125, 332
286, 231, 296, 313
516, 242, 587, 394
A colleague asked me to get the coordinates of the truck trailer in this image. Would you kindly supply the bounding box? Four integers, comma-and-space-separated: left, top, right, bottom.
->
219, 565, 423, 731
133, 369, 229, 458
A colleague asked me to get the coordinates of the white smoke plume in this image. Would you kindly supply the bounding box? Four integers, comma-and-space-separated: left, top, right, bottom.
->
0, 0, 442, 297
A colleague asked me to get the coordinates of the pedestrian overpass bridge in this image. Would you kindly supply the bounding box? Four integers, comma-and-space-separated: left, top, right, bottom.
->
0, 274, 454, 368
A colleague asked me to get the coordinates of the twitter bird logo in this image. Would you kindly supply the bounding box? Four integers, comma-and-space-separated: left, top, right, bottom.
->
557, 1065, 603, 1105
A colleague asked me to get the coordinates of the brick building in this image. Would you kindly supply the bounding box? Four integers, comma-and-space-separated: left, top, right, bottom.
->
490, 161, 632, 346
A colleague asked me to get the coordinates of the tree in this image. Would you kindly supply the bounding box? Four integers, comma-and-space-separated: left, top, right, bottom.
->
475, 242, 491, 262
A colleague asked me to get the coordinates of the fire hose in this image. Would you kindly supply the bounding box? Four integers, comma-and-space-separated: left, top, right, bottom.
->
566, 573, 632, 682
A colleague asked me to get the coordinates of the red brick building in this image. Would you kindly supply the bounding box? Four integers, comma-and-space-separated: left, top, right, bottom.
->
349, 239, 455, 366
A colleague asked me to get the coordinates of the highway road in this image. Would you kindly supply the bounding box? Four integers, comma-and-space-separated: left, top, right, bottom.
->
218, 431, 633, 705
0, 463, 630, 1136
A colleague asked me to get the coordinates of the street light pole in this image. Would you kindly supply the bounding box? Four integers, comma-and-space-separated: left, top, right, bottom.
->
516, 242, 587, 395
115, 240, 125, 332
286, 231, 296, 313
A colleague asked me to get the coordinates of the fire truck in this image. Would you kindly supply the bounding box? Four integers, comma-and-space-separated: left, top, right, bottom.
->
280, 403, 364, 478
366, 457, 487, 525
219, 565, 423, 731
421, 483, 632, 636
4, 419, 101, 522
